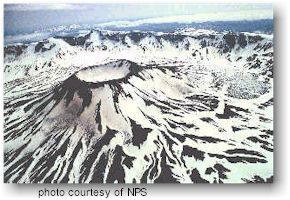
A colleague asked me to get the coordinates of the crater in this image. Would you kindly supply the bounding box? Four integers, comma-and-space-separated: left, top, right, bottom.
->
75, 59, 138, 84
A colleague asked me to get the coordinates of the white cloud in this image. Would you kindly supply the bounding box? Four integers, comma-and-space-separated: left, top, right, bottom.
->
5, 4, 88, 11
98, 9, 273, 28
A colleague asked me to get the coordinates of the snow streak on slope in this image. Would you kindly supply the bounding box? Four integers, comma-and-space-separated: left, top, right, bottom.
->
4, 29, 273, 183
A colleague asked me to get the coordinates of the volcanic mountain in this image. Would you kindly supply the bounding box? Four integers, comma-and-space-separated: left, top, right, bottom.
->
4, 29, 273, 183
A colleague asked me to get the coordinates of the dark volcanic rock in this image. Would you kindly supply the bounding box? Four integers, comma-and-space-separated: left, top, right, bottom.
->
4, 44, 27, 57
238, 33, 247, 48
35, 40, 56, 53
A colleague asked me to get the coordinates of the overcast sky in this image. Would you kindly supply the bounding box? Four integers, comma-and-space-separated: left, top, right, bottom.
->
4, 4, 273, 35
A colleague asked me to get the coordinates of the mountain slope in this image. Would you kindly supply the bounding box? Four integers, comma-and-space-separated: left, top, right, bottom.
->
4, 29, 273, 183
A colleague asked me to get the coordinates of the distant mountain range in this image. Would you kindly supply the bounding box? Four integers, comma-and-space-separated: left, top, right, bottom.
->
4, 19, 273, 45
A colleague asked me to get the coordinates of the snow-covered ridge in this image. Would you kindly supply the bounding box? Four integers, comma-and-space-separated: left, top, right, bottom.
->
3, 29, 273, 91
4, 29, 272, 57
4, 25, 273, 183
